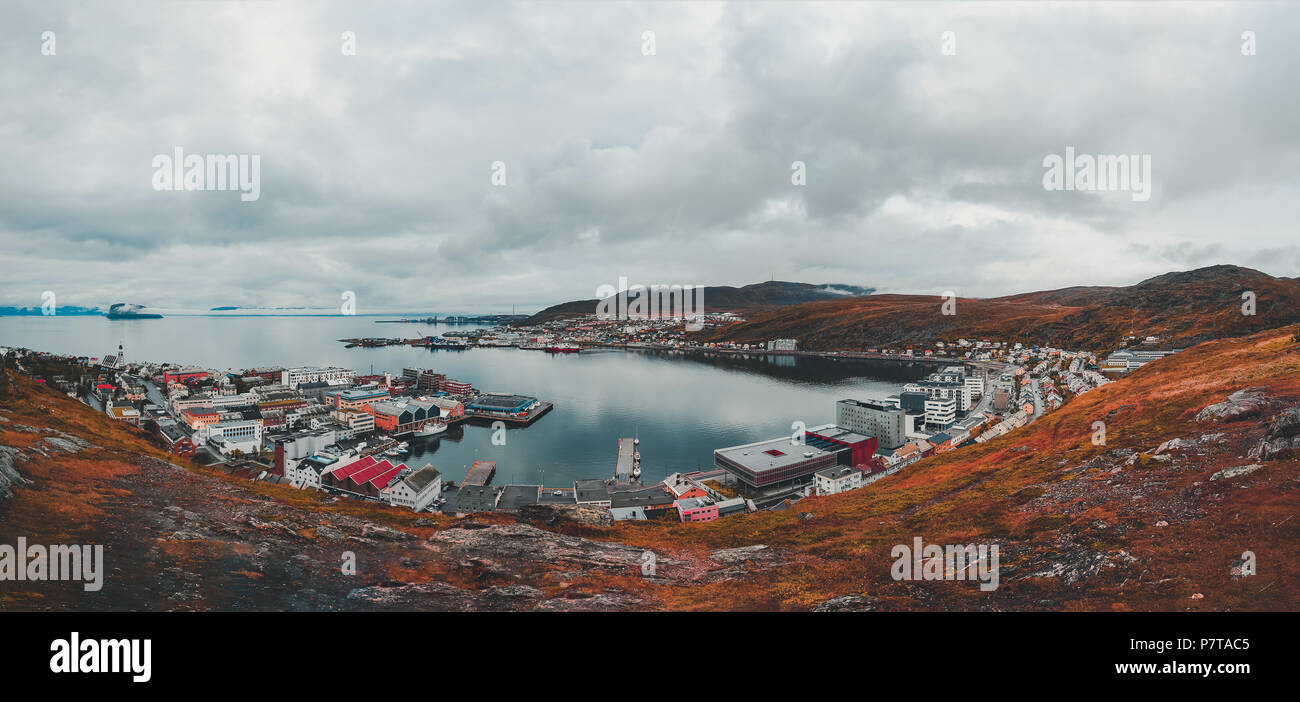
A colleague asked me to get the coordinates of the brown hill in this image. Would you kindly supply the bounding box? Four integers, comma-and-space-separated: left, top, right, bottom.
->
522, 281, 873, 325
699, 265, 1300, 351
3, 323, 1299, 610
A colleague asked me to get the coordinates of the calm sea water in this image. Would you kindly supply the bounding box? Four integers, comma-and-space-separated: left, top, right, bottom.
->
0, 315, 937, 486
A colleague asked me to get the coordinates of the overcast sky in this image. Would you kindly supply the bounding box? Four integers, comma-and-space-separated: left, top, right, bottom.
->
2, 1, 1298, 314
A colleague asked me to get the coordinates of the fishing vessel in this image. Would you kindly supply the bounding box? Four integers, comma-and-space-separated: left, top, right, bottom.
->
545, 343, 581, 353
414, 422, 448, 438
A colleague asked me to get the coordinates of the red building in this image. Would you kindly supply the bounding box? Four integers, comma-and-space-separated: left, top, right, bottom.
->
171, 437, 197, 459
164, 368, 209, 384
804, 427, 878, 467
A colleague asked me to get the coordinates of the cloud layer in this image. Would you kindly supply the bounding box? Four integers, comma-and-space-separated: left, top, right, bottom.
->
2, 1, 1298, 313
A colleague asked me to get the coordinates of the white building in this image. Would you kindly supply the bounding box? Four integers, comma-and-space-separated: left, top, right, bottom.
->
965, 375, 985, 399
903, 380, 970, 412
274, 427, 339, 475
382, 465, 443, 511
766, 338, 799, 352
924, 397, 957, 429
196, 419, 263, 456
288, 451, 361, 490
814, 465, 863, 496
281, 366, 356, 389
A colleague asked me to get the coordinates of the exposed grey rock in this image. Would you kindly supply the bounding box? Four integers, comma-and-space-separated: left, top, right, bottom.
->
43, 435, 93, 453
1209, 464, 1264, 482
1249, 406, 1300, 460
315, 525, 346, 542
345, 580, 550, 611
1196, 388, 1270, 423
1154, 438, 1194, 455
0, 445, 28, 498
360, 523, 415, 542
710, 544, 775, 564
517, 502, 615, 527
430, 522, 648, 575
812, 594, 878, 612
534, 592, 646, 611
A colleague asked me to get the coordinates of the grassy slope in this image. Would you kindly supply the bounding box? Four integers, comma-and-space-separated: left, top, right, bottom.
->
599, 325, 1300, 610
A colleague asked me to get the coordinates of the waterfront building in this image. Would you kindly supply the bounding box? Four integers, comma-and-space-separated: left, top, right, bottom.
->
428, 396, 465, 420
455, 485, 501, 513
382, 465, 442, 511
714, 437, 840, 489
663, 473, 709, 500
836, 399, 907, 450
366, 400, 436, 435
465, 393, 539, 418
609, 485, 677, 516
496, 484, 543, 511
438, 377, 474, 395
574, 478, 612, 507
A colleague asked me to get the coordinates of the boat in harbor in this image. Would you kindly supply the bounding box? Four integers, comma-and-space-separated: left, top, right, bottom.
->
414, 422, 447, 438
428, 336, 469, 349
545, 343, 581, 353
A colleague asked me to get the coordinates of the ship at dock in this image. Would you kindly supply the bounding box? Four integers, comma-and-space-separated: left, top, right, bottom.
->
428, 336, 469, 349
105, 303, 163, 320
545, 343, 581, 353
413, 421, 448, 438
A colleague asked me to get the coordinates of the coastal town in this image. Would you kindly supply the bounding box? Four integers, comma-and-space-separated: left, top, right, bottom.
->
1, 314, 1179, 524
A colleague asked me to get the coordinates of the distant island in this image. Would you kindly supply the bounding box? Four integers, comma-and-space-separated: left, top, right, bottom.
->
105, 303, 163, 320
0, 305, 101, 316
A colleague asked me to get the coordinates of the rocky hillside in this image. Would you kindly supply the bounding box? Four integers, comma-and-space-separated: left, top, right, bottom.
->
3, 324, 1299, 611
522, 281, 874, 325
699, 265, 1300, 351
0, 375, 787, 611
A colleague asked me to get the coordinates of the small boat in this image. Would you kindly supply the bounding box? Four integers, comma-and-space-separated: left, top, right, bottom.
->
414, 422, 447, 438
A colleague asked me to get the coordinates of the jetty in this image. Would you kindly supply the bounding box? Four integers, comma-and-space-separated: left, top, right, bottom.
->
464, 460, 497, 487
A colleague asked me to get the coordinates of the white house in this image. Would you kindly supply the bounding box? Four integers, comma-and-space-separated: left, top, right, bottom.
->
814, 466, 863, 496
382, 465, 442, 511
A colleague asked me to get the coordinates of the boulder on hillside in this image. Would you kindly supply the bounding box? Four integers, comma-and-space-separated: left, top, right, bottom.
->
517, 503, 614, 527
1196, 388, 1270, 422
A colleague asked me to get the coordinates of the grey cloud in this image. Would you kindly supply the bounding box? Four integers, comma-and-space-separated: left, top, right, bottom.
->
1, 0, 1299, 311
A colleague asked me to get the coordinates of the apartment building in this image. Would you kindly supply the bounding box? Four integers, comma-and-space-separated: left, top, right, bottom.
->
836, 398, 907, 449
281, 366, 356, 389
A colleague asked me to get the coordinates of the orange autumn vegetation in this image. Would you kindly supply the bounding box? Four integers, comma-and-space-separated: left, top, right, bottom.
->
3, 322, 1298, 611
594, 324, 1300, 610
